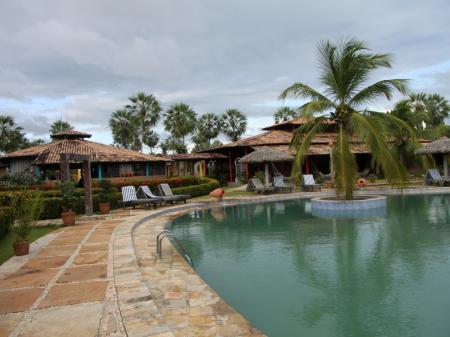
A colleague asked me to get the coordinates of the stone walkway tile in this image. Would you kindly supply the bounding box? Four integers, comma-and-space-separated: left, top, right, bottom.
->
57, 264, 107, 283
86, 235, 111, 244
0, 313, 23, 337
73, 251, 108, 265
18, 302, 103, 337
21, 255, 70, 270
46, 236, 85, 247
39, 281, 107, 308
0, 288, 44, 314
102, 219, 124, 225
79, 242, 109, 253
36, 245, 78, 257
187, 326, 216, 337
217, 323, 251, 337
0, 268, 58, 289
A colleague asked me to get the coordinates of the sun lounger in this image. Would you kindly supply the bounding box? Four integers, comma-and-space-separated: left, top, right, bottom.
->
302, 174, 322, 192
138, 185, 179, 204
158, 183, 190, 203
424, 169, 450, 186
121, 186, 160, 208
247, 178, 275, 194
273, 175, 294, 193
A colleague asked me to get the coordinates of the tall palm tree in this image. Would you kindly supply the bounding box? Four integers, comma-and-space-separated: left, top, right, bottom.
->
126, 92, 161, 152
196, 113, 222, 146
409, 92, 449, 128
221, 109, 247, 141
163, 103, 197, 148
109, 109, 139, 150
280, 38, 412, 200
274, 107, 298, 124
50, 120, 74, 134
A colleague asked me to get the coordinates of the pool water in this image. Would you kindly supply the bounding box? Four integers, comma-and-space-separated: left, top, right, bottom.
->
170, 194, 450, 337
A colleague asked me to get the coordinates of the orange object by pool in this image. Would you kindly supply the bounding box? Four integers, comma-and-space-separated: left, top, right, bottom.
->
357, 178, 368, 187
210, 188, 225, 200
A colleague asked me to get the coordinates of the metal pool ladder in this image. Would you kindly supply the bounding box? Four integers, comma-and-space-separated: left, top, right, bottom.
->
156, 230, 194, 267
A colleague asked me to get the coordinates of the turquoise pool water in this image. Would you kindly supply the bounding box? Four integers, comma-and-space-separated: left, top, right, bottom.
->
170, 194, 450, 337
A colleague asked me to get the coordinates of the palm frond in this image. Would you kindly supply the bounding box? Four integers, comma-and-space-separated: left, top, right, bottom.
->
349, 113, 408, 185
349, 79, 409, 107
298, 100, 334, 117
279, 82, 335, 106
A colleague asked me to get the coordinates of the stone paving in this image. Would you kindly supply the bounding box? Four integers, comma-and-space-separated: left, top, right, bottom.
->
1, 187, 450, 337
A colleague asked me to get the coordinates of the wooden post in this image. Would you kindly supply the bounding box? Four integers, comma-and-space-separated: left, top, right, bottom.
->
60, 154, 71, 182
146, 162, 150, 176
228, 150, 233, 182
244, 148, 249, 181
444, 154, 449, 178
264, 163, 270, 186
83, 160, 93, 216
306, 158, 310, 175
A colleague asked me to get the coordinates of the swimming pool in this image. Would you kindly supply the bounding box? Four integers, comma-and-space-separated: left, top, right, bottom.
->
170, 194, 450, 337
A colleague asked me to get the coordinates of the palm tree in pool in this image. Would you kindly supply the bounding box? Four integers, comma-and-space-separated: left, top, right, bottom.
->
280, 38, 413, 200
126, 92, 161, 152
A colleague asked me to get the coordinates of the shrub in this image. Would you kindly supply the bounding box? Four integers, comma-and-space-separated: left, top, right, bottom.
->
367, 174, 377, 183
0, 207, 12, 239
59, 182, 80, 212
172, 177, 220, 197
10, 190, 42, 242
98, 179, 116, 203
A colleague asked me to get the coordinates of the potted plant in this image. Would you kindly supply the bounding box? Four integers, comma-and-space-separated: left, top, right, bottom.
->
59, 181, 80, 226
10, 190, 42, 256
98, 179, 115, 214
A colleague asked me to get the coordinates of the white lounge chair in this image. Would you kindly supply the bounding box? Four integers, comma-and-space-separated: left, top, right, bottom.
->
302, 174, 321, 192
273, 175, 294, 193
158, 183, 190, 203
138, 185, 180, 204
247, 178, 275, 194
121, 186, 160, 208
424, 169, 450, 186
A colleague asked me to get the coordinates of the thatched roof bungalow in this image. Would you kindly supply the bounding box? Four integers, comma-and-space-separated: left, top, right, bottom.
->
164, 152, 227, 178
0, 130, 170, 181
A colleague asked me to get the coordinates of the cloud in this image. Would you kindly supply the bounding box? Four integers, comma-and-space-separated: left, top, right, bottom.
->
0, 0, 448, 144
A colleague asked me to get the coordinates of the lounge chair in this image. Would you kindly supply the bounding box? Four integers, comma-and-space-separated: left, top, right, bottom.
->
273, 175, 294, 193
424, 169, 450, 186
121, 186, 160, 208
247, 178, 275, 194
158, 183, 190, 203
302, 174, 321, 192
138, 185, 180, 204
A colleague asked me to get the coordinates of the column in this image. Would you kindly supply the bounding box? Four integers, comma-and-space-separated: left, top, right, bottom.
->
228, 150, 233, 182
444, 154, 449, 178
146, 162, 150, 176
98, 163, 103, 181
244, 148, 249, 181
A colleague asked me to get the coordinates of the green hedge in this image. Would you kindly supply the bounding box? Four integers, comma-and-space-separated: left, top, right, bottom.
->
172, 177, 220, 198
0, 207, 12, 239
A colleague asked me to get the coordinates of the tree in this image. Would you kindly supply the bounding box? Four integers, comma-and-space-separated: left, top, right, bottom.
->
160, 136, 187, 154
0, 115, 28, 153
109, 109, 138, 150
280, 38, 411, 200
274, 107, 298, 124
409, 93, 449, 128
191, 134, 210, 152
126, 92, 161, 152
143, 130, 159, 154
196, 113, 222, 146
50, 120, 73, 134
221, 109, 247, 141
163, 103, 197, 148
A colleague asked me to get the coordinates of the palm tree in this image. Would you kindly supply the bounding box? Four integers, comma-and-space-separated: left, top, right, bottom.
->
221, 109, 247, 141
409, 92, 449, 128
0, 115, 28, 153
196, 113, 222, 146
143, 130, 159, 154
50, 120, 73, 134
109, 109, 138, 150
126, 92, 161, 152
163, 103, 197, 148
274, 107, 298, 124
280, 38, 412, 200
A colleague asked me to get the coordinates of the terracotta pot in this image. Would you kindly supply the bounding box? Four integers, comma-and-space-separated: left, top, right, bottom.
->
209, 188, 225, 200
61, 210, 76, 226
99, 202, 110, 215
13, 241, 30, 256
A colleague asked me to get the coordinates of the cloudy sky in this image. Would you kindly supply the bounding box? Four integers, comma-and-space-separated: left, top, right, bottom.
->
1, 0, 449, 149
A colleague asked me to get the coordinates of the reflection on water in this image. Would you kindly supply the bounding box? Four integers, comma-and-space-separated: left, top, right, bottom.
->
171, 194, 450, 337
311, 205, 387, 218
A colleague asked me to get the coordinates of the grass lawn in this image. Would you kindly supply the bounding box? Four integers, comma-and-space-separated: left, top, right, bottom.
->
0, 225, 61, 265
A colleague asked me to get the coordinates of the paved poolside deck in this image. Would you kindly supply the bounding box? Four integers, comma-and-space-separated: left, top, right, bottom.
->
1, 187, 449, 337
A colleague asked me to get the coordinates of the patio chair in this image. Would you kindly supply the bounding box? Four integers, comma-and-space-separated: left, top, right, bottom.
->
121, 186, 160, 208
247, 178, 275, 194
158, 183, 190, 203
273, 175, 294, 193
424, 169, 450, 186
138, 185, 179, 204
301, 174, 322, 192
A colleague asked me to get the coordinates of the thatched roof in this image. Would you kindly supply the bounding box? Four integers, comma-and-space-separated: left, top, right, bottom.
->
165, 153, 227, 160
239, 147, 294, 163
51, 130, 92, 139
415, 136, 450, 155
